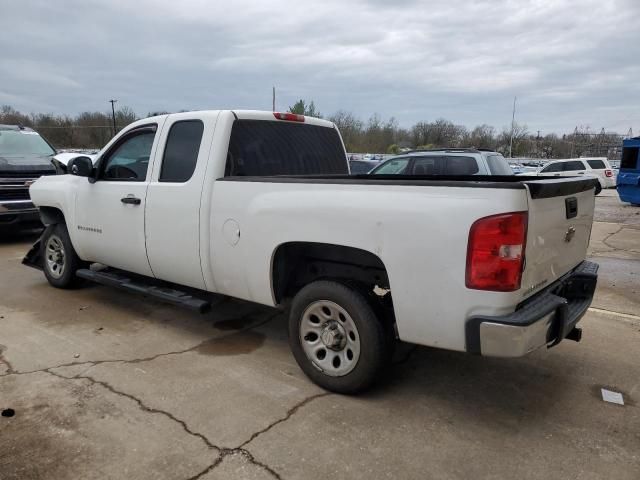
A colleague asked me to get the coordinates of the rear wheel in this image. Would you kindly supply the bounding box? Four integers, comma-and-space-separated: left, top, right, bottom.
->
288, 280, 391, 394
41, 223, 85, 288
594, 183, 602, 195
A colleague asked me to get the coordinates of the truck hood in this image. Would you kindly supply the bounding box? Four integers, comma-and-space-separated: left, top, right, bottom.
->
0, 154, 56, 175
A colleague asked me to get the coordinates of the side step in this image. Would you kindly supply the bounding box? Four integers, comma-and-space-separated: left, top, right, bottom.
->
76, 268, 212, 313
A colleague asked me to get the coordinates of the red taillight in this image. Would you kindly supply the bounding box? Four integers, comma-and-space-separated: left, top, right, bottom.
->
273, 112, 305, 122
605, 169, 613, 177
466, 212, 528, 292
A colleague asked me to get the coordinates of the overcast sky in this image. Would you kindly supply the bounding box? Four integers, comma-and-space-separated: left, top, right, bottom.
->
1, 0, 639, 134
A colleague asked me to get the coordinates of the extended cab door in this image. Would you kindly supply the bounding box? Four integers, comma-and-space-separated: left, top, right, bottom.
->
144, 112, 219, 289
74, 122, 164, 275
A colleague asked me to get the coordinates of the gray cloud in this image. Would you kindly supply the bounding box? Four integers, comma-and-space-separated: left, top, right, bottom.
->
1, 0, 638, 133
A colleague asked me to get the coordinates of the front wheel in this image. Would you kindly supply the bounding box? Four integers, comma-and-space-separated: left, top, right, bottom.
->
288, 280, 391, 394
41, 223, 85, 288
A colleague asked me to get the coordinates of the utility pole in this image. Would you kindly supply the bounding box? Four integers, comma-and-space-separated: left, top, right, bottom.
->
109, 99, 117, 137
509, 96, 517, 158
272, 87, 276, 112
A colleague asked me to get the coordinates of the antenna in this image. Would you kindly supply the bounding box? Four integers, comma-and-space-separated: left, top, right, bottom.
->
509, 96, 517, 158
109, 99, 117, 137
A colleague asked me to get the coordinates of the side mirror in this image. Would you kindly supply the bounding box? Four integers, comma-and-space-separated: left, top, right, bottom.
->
68, 156, 94, 178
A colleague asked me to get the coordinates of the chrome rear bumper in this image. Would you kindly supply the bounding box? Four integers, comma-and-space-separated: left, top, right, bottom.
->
466, 261, 599, 357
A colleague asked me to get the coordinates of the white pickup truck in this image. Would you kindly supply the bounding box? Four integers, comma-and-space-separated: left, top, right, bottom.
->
24, 110, 599, 393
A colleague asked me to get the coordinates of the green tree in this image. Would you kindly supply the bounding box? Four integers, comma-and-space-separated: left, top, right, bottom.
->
288, 99, 322, 118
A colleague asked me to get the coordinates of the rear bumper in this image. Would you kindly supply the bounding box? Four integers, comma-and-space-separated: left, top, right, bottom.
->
465, 261, 599, 357
0, 200, 40, 225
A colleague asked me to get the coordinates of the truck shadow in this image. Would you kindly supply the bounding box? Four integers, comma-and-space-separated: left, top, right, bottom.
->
367, 342, 581, 426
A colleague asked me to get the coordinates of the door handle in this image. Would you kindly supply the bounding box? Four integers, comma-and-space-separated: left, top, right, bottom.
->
121, 195, 141, 205
578, 172, 585, 175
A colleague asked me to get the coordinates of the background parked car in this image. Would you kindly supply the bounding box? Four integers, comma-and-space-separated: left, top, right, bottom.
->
370, 149, 514, 176
535, 157, 615, 194
0, 124, 57, 228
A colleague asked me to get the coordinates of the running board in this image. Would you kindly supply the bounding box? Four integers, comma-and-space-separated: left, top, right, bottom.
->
76, 268, 212, 313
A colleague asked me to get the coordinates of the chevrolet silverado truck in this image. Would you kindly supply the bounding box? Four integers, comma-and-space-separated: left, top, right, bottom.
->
0, 125, 57, 228
24, 110, 599, 393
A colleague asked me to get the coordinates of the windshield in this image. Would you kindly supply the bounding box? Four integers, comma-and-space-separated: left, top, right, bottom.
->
371, 157, 410, 174
0, 130, 55, 157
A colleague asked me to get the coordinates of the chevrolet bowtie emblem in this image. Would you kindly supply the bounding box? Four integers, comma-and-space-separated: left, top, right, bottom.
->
565, 226, 576, 243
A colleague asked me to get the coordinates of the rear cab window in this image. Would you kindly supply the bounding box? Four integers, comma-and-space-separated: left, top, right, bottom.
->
225, 120, 347, 176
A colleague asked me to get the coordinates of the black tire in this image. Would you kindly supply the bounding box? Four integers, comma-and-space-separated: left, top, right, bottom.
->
288, 280, 391, 394
41, 223, 85, 288
594, 183, 602, 195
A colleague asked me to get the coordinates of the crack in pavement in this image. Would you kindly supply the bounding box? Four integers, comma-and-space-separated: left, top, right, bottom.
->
601, 225, 625, 251
0, 310, 280, 379
0, 354, 15, 374
238, 392, 331, 449
0, 310, 329, 479
41, 367, 329, 480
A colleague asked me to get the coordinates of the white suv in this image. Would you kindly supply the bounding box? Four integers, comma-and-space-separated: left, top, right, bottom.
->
536, 157, 615, 194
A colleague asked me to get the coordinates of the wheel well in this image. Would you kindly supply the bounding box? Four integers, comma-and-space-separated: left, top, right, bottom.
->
39, 207, 65, 226
271, 242, 390, 305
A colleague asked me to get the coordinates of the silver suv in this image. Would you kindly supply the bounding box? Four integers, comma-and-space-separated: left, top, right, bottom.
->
370, 149, 513, 176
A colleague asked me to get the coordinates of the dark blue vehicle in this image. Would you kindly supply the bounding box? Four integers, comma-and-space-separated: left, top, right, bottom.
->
617, 137, 640, 205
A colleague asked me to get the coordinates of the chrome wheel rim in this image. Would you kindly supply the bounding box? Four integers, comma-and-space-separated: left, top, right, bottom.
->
300, 300, 361, 377
45, 234, 66, 279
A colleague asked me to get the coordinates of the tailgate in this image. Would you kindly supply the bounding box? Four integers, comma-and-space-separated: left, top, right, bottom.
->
520, 177, 596, 299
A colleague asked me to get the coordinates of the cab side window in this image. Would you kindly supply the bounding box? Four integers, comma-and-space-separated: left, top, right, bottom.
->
563, 160, 586, 171
541, 162, 563, 173
159, 120, 204, 182
101, 130, 155, 181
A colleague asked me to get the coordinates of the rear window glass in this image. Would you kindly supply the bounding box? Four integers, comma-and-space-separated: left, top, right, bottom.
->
621, 147, 639, 170
485, 154, 513, 175
586, 159, 606, 169
225, 120, 347, 176
160, 120, 204, 182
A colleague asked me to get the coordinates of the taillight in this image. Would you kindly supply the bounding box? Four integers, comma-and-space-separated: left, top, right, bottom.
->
605, 169, 613, 177
466, 212, 528, 292
273, 112, 305, 122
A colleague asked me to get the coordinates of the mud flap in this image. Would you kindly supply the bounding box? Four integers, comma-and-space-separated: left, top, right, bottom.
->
22, 237, 44, 271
